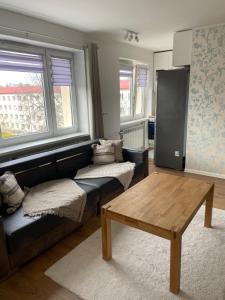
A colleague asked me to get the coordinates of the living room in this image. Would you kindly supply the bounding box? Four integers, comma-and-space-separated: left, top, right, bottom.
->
0, 1, 225, 299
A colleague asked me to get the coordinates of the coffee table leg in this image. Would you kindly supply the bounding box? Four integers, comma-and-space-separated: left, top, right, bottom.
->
101, 207, 112, 260
204, 185, 214, 228
170, 233, 182, 294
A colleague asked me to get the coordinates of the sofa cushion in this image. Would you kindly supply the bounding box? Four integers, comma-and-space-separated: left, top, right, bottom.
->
92, 144, 115, 165
134, 162, 145, 179
3, 208, 65, 254
16, 163, 58, 188
99, 139, 124, 162
0, 172, 25, 215
56, 151, 92, 179
75, 177, 124, 206
3, 183, 99, 254
76, 182, 100, 222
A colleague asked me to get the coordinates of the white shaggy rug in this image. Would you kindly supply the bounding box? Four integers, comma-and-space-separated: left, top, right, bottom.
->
45, 207, 225, 300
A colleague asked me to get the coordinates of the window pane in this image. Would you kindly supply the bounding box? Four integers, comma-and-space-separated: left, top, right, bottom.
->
53, 85, 73, 129
0, 70, 48, 139
135, 66, 148, 115
120, 75, 132, 117
51, 57, 73, 129
135, 87, 144, 115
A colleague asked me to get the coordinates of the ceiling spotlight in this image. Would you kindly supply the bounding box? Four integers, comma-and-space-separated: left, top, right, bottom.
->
124, 30, 129, 40
124, 30, 139, 43
135, 34, 139, 42
128, 33, 133, 42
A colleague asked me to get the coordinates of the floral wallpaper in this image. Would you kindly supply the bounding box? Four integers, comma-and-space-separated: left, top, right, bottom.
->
186, 24, 225, 175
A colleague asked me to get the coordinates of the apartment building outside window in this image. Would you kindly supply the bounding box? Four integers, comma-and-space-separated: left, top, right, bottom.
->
119, 61, 149, 122
0, 42, 78, 147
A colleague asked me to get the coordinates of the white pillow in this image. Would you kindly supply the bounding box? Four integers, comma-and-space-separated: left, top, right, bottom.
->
92, 144, 115, 165
99, 139, 124, 162
0, 171, 25, 213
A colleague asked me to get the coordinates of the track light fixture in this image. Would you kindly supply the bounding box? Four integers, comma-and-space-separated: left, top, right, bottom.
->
124, 30, 139, 43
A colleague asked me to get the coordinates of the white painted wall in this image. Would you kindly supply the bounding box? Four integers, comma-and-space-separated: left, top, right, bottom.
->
0, 9, 91, 136
0, 8, 85, 48
87, 35, 154, 139
0, 9, 154, 141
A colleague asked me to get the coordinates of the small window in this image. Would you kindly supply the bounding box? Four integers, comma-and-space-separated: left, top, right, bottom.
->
119, 61, 149, 122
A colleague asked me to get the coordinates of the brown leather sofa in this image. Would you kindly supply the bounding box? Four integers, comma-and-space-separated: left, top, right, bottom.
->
0, 140, 148, 281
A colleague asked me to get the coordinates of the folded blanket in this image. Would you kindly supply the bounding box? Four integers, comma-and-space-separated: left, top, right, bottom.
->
22, 179, 86, 222
75, 162, 135, 190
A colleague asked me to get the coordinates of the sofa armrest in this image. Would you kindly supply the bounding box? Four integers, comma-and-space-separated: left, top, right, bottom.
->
0, 216, 11, 280
123, 148, 149, 177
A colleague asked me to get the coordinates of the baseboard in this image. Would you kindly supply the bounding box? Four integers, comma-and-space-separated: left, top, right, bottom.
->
185, 168, 225, 179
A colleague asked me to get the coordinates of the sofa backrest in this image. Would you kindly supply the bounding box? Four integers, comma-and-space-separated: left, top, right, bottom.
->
0, 140, 97, 189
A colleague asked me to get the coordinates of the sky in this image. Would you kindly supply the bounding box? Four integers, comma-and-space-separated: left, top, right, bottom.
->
0, 71, 40, 86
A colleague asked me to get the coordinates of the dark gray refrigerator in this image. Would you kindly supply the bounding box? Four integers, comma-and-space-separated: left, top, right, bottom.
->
155, 68, 189, 170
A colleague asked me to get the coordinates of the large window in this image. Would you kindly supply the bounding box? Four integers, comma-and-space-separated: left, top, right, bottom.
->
120, 62, 148, 122
0, 43, 77, 146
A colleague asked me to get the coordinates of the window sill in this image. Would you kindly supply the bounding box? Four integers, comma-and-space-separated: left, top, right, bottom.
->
120, 117, 149, 129
0, 132, 90, 159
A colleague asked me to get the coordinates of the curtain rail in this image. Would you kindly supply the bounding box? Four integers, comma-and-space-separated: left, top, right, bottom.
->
0, 24, 83, 50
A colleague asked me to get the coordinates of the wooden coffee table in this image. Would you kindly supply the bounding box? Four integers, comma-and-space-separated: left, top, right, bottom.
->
101, 172, 214, 294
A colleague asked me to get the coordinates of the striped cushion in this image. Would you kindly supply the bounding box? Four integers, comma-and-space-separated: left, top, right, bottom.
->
99, 139, 124, 162
92, 144, 115, 165
0, 172, 25, 214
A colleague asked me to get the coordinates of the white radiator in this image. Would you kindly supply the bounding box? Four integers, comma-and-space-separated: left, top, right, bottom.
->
120, 121, 146, 149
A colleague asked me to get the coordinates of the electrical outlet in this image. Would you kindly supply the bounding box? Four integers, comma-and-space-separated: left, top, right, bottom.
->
175, 151, 180, 157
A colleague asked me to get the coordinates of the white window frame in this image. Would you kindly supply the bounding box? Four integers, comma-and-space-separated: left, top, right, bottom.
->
120, 60, 148, 123
0, 41, 78, 148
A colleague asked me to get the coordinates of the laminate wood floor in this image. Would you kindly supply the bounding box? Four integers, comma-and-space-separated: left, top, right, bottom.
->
1, 160, 224, 300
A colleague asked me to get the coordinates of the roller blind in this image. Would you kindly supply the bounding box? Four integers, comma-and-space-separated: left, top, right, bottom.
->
0, 50, 44, 73
119, 64, 133, 76
136, 66, 148, 87
51, 57, 72, 86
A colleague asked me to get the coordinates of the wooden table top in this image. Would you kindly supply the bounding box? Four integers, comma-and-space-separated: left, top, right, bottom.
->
104, 173, 214, 236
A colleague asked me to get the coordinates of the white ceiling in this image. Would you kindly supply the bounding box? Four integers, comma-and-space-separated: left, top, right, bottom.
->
0, 0, 225, 51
